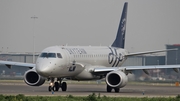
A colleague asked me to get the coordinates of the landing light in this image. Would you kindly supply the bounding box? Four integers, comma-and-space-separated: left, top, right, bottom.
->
50, 82, 54, 86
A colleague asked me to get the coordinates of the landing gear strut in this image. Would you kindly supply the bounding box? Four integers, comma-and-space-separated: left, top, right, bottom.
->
48, 78, 54, 92
48, 78, 67, 92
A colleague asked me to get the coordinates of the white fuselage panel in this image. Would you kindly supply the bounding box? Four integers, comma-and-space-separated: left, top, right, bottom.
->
36, 46, 128, 79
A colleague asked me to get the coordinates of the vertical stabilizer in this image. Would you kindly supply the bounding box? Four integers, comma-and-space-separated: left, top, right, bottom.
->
111, 2, 128, 48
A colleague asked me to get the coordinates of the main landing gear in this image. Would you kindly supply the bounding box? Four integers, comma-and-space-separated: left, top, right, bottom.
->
106, 85, 120, 93
48, 78, 67, 92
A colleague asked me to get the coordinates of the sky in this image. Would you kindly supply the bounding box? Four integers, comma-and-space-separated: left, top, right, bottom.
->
0, 0, 180, 53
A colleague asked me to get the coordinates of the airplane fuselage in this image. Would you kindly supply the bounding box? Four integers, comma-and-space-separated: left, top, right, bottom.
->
36, 46, 128, 80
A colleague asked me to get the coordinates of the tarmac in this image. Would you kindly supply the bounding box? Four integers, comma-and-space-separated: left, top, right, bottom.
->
0, 81, 180, 97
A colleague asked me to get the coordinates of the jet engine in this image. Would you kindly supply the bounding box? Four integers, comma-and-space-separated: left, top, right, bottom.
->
105, 70, 128, 88
24, 69, 45, 86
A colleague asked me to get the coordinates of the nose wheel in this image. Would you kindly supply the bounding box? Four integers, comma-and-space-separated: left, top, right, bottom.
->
61, 82, 67, 91
54, 82, 60, 91
48, 78, 67, 92
48, 85, 54, 92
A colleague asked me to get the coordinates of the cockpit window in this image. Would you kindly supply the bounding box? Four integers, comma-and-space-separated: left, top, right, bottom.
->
40, 53, 47, 58
48, 53, 56, 58
57, 53, 62, 58
40, 53, 56, 58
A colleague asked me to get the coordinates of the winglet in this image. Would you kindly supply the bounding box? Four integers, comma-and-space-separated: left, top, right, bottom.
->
111, 2, 128, 48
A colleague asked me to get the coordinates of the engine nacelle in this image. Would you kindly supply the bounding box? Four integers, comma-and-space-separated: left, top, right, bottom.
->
24, 69, 45, 86
105, 70, 128, 88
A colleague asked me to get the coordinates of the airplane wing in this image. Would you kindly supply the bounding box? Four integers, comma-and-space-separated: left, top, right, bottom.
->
91, 48, 179, 75
0, 60, 35, 69
92, 65, 180, 75
126, 48, 177, 57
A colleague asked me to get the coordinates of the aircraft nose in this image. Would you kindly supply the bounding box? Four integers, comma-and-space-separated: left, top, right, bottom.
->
36, 63, 50, 77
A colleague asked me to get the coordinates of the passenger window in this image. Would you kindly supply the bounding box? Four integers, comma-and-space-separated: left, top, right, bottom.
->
57, 53, 62, 58
48, 53, 56, 58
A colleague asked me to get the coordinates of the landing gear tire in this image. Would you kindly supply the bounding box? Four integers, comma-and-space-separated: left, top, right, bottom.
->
106, 85, 112, 92
48, 78, 67, 92
114, 88, 120, 93
54, 82, 60, 91
48, 86, 51, 91
61, 82, 67, 91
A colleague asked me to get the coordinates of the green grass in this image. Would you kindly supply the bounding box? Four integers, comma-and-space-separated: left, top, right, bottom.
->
0, 93, 180, 101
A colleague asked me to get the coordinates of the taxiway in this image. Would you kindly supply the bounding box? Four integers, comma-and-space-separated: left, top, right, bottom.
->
0, 81, 180, 97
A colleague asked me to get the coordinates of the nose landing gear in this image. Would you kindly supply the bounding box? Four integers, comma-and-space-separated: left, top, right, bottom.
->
48, 78, 67, 92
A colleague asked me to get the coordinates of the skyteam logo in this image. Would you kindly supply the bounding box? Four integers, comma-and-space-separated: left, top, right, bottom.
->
121, 18, 126, 36
108, 47, 124, 67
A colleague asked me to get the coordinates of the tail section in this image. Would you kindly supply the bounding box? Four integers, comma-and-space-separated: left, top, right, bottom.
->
111, 2, 128, 48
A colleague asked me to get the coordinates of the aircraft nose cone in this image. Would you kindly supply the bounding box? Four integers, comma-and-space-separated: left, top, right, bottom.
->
36, 63, 50, 77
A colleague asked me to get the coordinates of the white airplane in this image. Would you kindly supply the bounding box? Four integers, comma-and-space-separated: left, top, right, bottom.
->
0, 2, 180, 93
